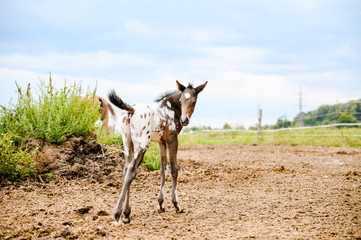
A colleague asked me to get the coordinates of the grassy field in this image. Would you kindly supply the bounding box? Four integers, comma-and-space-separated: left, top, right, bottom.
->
140, 127, 361, 171
178, 127, 361, 148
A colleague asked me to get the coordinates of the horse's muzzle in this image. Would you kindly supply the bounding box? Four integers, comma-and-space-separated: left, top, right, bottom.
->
180, 117, 189, 126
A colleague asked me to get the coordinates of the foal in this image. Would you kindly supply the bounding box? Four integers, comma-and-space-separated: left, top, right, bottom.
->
108, 80, 207, 225
89, 95, 116, 135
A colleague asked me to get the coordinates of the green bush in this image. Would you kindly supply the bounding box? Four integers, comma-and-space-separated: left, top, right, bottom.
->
0, 134, 36, 182
0, 77, 102, 182
0, 77, 101, 145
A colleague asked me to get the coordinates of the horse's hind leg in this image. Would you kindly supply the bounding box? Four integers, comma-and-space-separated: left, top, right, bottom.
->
122, 188, 131, 223
121, 148, 146, 224
115, 146, 133, 225
114, 184, 127, 226
114, 133, 132, 226
157, 141, 167, 213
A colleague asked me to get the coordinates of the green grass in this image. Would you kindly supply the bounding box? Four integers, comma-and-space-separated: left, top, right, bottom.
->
142, 142, 161, 171
178, 127, 361, 148
133, 127, 361, 172
97, 131, 123, 148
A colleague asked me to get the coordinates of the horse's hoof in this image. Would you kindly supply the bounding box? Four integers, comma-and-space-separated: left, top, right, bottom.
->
176, 207, 184, 213
114, 220, 122, 227
122, 217, 131, 224
158, 208, 165, 213
114, 212, 121, 222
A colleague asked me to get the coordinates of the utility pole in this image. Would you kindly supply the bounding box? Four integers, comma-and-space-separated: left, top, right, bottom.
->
258, 108, 263, 139
298, 84, 304, 127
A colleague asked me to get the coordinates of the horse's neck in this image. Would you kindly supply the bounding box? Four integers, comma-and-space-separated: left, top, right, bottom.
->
161, 91, 182, 119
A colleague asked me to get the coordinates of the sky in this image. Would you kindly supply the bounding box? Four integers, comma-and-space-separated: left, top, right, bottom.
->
0, 0, 360, 128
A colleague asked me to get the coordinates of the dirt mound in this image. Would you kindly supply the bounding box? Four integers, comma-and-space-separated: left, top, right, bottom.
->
23, 136, 124, 181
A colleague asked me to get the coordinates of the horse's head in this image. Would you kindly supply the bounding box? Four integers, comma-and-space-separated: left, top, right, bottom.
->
176, 80, 208, 126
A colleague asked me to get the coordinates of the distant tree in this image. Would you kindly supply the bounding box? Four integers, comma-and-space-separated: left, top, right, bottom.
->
339, 114, 357, 123
190, 126, 199, 132
249, 126, 257, 131
322, 119, 331, 125
291, 99, 361, 126
275, 116, 292, 129
223, 123, 231, 129
235, 124, 245, 130
200, 126, 212, 130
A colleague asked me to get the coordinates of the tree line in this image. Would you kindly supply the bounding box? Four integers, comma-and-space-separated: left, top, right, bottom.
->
272, 98, 361, 129
183, 98, 361, 132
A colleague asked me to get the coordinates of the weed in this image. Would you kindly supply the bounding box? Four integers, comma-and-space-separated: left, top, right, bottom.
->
0, 134, 37, 182
0, 76, 101, 145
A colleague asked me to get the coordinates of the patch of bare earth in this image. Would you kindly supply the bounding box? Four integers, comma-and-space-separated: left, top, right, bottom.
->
1, 144, 361, 239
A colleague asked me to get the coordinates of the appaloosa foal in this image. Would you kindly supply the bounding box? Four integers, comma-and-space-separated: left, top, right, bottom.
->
108, 81, 207, 226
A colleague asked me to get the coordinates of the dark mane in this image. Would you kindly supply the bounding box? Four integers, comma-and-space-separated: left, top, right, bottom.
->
154, 83, 194, 102
155, 90, 178, 102
186, 83, 194, 89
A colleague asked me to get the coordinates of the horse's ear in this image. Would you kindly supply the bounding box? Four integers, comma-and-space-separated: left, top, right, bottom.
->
195, 81, 208, 94
176, 80, 186, 92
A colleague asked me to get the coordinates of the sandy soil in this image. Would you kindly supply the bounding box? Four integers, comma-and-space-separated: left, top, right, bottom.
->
1, 144, 361, 239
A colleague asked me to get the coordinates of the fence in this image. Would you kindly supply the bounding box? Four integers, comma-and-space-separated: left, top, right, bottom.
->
180, 123, 361, 147
181, 123, 361, 136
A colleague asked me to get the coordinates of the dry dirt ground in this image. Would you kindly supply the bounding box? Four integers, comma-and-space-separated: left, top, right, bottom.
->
1, 144, 361, 239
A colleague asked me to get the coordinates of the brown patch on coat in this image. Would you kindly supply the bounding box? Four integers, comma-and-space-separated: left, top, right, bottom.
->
134, 142, 141, 151
157, 110, 164, 118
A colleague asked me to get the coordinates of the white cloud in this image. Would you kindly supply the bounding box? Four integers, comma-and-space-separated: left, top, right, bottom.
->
303, 87, 360, 112
0, 51, 158, 79
1, 43, 359, 127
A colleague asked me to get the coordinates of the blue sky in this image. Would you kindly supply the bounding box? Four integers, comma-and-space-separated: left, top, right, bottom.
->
1, 0, 360, 128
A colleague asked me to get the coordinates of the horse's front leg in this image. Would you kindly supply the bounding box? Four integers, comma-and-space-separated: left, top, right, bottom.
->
166, 136, 183, 213
157, 141, 167, 213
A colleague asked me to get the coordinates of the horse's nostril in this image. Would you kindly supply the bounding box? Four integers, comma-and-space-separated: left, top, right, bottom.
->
181, 117, 189, 126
